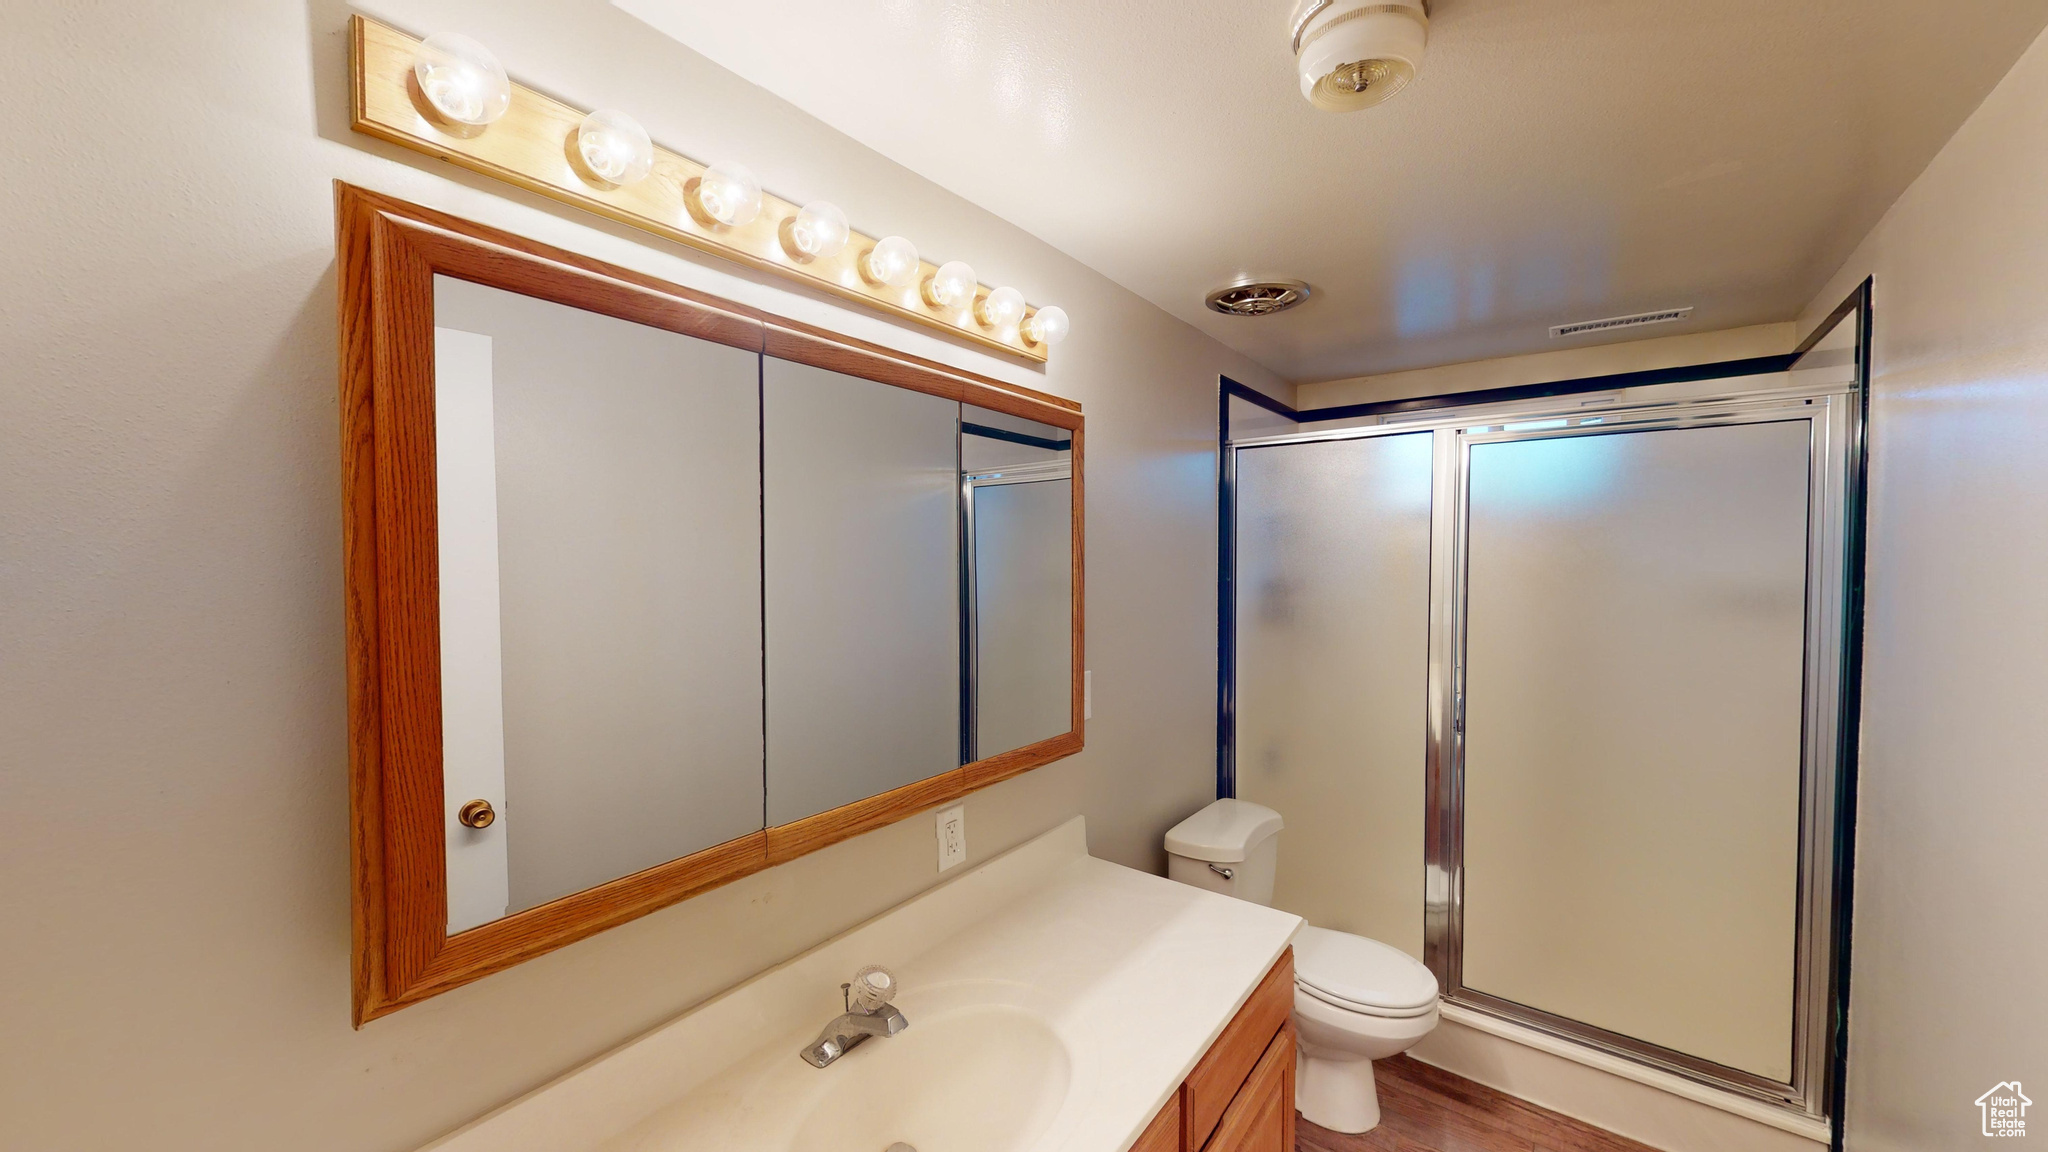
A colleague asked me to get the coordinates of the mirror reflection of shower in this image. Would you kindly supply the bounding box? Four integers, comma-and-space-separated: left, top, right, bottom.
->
960, 406, 1074, 764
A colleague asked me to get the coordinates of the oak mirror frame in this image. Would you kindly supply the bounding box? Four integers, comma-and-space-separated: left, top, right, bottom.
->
337, 183, 1084, 1024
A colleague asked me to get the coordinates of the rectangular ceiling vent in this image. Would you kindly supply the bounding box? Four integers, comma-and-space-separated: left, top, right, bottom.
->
1550, 307, 1693, 339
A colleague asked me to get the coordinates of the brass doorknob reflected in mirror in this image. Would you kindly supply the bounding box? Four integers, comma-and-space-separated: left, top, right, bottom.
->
457, 799, 496, 829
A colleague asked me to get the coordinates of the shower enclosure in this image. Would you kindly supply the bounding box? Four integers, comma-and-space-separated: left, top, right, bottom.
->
1219, 287, 1868, 1124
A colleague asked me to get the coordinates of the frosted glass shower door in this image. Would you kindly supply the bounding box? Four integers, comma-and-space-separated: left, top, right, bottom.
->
1456, 419, 1814, 1082
1234, 432, 1434, 958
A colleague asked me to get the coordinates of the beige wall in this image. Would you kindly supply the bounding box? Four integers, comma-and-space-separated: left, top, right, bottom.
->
0, 3, 1281, 1150
1298, 322, 1796, 410
1797, 21, 2048, 1152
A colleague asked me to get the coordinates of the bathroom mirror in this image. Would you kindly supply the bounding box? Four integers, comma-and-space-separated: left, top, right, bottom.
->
338, 184, 1082, 1023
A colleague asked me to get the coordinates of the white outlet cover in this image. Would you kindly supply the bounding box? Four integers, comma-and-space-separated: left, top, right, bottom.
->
935, 805, 966, 872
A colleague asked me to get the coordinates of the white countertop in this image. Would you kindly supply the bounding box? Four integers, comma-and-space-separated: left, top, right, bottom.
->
420, 816, 1303, 1152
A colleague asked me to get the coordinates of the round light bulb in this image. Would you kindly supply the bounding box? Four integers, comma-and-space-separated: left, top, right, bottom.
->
785, 200, 850, 260
860, 236, 920, 287
1022, 305, 1071, 347
977, 286, 1027, 330
695, 160, 762, 227
413, 33, 512, 126
575, 109, 653, 186
924, 260, 977, 309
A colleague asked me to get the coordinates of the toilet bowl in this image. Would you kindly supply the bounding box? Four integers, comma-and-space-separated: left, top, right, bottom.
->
1291, 925, 1440, 1132
1163, 799, 1441, 1135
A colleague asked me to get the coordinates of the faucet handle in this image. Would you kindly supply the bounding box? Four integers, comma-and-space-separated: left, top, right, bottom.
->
876, 1003, 910, 1036
848, 965, 897, 1011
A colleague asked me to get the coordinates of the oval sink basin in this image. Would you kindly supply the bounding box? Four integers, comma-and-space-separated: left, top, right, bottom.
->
597, 979, 1091, 1152
786, 990, 1072, 1152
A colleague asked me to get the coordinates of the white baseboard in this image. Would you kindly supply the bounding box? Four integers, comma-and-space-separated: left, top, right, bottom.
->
1408, 1005, 1830, 1152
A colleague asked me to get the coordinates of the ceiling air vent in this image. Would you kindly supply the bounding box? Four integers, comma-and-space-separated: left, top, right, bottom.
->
1550, 307, 1693, 339
1206, 279, 1313, 317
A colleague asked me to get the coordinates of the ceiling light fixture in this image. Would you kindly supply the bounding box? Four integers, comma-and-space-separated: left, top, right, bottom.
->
1205, 279, 1313, 317
1291, 0, 1428, 112
413, 32, 512, 125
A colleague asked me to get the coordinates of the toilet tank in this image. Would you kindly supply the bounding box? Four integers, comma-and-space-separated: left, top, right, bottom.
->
1164, 799, 1283, 906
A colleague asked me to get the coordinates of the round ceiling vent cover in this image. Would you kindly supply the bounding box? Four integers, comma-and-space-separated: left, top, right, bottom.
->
1205, 279, 1313, 317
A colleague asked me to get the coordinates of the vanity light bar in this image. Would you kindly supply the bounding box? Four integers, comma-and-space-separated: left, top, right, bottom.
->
347, 17, 1067, 363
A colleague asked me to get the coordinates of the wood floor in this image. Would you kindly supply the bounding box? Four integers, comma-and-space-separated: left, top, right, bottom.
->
1297, 1056, 1663, 1152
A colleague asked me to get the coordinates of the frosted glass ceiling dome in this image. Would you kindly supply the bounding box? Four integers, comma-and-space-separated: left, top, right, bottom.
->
1291, 0, 1429, 112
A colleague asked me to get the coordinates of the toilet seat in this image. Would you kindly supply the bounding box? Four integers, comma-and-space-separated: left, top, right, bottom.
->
1293, 926, 1439, 1018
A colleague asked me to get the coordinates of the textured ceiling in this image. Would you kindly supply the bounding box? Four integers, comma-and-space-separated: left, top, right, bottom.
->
615, 0, 2048, 383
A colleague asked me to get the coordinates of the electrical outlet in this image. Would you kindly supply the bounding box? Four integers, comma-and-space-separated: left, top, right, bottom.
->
1084, 670, 1092, 721
935, 805, 966, 872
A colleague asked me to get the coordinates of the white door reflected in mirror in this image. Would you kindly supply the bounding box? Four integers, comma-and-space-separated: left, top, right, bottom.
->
436, 324, 511, 935
433, 275, 766, 935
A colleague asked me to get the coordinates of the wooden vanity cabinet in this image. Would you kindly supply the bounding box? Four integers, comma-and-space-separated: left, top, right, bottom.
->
1135, 948, 1296, 1152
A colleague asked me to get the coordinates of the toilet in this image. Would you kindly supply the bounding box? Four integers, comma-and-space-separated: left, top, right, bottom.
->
1164, 799, 1440, 1134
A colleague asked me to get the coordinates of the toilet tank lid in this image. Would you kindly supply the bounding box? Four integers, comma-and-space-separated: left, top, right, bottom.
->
1164, 799, 1283, 863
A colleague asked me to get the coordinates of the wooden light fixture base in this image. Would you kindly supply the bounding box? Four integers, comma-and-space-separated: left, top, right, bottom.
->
347, 15, 1052, 365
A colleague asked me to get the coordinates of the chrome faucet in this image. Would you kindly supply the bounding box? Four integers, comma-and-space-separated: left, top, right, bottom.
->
801, 967, 909, 1068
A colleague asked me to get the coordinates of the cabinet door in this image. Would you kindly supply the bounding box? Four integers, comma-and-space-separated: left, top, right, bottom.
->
1133, 1091, 1183, 1152
1187, 951, 1295, 1149
1202, 1022, 1295, 1152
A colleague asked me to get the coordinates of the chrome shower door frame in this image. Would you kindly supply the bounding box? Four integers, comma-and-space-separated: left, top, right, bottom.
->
1423, 387, 1859, 1119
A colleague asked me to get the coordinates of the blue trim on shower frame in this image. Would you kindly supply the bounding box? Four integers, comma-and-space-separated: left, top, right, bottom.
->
1812, 279, 1873, 1152
961, 421, 1072, 452
1215, 383, 1239, 798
